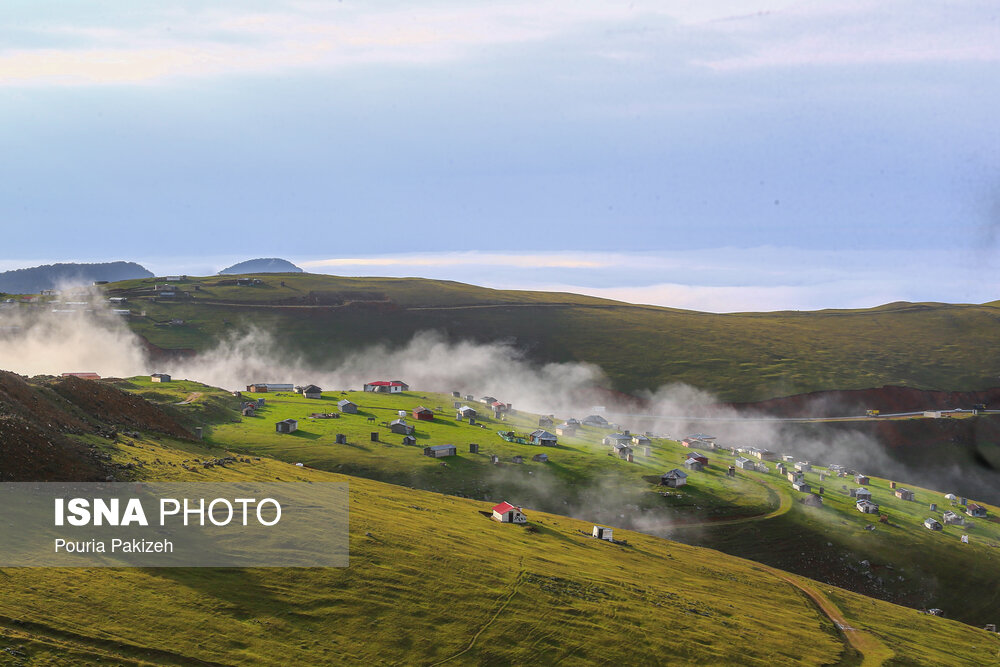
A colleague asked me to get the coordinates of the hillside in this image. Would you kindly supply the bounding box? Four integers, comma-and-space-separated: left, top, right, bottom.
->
1, 380, 998, 664
0, 261, 152, 294
93, 273, 1000, 401
110, 379, 1000, 629
0, 370, 197, 482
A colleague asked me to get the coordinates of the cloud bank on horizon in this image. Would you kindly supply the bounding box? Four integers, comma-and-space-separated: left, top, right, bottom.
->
1, 245, 998, 313
1, 1, 998, 311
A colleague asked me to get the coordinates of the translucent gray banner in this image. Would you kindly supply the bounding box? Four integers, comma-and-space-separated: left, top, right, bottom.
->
0, 482, 348, 567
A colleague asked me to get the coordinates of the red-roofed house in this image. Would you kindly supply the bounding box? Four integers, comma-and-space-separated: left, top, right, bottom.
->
491, 501, 527, 524
363, 380, 409, 393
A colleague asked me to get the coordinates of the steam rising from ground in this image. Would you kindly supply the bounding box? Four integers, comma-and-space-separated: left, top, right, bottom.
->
0, 298, 603, 415
166, 329, 605, 416
0, 300, 995, 504
0, 289, 147, 377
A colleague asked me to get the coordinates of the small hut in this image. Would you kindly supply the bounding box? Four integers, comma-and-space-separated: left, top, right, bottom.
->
390, 419, 415, 435
491, 502, 526, 524
660, 469, 688, 488
592, 525, 614, 541
529, 430, 558, 447
412, 406, 434, 421
297, 384, 322, 399
424, 444, 456, 458
275, 419, 298, 434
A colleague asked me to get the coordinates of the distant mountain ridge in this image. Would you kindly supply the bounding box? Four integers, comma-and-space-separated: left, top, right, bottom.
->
0, 261, 152, 294
218, 258, 303, 274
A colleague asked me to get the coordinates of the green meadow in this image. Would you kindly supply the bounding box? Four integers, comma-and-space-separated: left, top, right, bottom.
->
3, 423, 999, 665
120, 378, 777, 521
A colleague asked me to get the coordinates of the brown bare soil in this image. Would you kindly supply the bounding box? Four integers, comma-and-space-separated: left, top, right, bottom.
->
49, 376, 190, 438
0, 415, 106, 482
0, 371, 192, 481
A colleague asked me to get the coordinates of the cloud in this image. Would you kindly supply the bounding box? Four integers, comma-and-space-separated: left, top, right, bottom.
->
533, 281, 893, 314
300, 252, 610, 270
297, 247, 1000, 312
5, 1, 999, 86
5, 246, 998, 313
0, 2, 643, 86
694, 1, 1000, 70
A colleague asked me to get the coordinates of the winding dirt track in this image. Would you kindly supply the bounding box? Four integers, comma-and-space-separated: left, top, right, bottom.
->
764, 568, 895, 666
176, 392, 203, 405
666, 475, 891, 664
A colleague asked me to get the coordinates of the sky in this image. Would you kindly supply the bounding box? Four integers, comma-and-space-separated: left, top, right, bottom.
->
1, 1, 999, 312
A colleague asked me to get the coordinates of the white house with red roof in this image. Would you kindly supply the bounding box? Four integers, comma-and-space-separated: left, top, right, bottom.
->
491, 501, 527, 524
363, 380, 409, 393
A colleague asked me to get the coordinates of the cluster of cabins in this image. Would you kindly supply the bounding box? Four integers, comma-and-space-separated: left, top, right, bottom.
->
603, 431, 653, 462
840, 473, 992, 536
735, 456, 767, 473
734, 445, 778, 461
225, 385, 1000, 545
681, 435, 718, 451
923, 501, 988, 532
538, 414, 616, 439
251, 384, 993, 535
242, 397, 265, 417
476, 395, 513, 419
445, 393, 515, 421
262, 382, 543, 464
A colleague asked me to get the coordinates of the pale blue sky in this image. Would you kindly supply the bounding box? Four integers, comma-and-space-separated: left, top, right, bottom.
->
2, 1, 999, 310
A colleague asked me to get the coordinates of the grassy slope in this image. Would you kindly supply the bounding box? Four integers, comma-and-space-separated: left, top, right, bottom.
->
97, 273, 1000, 401
119, 381, 1000, 629
696, 461, 1000, 625
2, 431, 998, 665
196, 386, 774, 520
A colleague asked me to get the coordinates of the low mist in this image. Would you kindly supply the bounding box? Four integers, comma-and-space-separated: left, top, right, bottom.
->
0, 297, 995, 504
0, 288, 148, 377
166, 328, 606, 416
